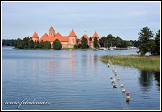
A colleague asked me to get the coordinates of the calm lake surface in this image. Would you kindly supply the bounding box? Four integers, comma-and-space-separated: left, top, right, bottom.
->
2, 47, 160, 110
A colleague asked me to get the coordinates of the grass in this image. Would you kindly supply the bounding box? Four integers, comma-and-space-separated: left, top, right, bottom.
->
100, 55, 160, 72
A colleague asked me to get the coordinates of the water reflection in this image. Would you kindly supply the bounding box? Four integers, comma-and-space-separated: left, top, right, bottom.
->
138, 70, 160, 92
154, 72, 160, 89
92, 54, 98, 70
81, 54, 88, 69
48, 61, 55, 80
126, 99, 130, 105
69, 60, 76, 78
32, 60, 39, 78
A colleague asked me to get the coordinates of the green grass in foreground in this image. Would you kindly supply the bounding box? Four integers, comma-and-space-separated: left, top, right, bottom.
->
100, 55, 160, 72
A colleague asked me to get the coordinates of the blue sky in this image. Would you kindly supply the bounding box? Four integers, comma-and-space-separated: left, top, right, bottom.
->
2, 1, 160, 40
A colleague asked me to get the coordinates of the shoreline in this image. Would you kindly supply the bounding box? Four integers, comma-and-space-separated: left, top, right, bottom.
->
100, 54, 160, 72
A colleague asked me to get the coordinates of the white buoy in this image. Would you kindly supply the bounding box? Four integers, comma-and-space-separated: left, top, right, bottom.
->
107, 63, 110, 67
114, 69, 117, 75
117, 76, 120, 80
126, 92, 131, 101
120, 84, 124, 88
122, 88, 126, 93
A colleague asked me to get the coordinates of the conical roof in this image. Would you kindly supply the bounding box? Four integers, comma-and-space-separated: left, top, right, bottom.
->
32, 32, 38, 38
69, 29, 77, 37
92, 31, 99, 38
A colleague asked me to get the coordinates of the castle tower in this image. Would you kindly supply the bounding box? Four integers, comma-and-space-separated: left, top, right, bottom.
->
49, 26, 55, 37
32, 31, 39, 42
68, 29, 77, 48
92, 31, 99, 41
90, 31, 99, 48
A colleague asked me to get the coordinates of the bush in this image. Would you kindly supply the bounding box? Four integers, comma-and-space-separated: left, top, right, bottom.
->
53, 39, 62, 50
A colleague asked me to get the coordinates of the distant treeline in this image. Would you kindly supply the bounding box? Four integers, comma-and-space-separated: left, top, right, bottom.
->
2, 39, 16, 46
99, 35, 140, 48
2, 27, 160, 56
3, 37, 140, 48
14, 37, 62, 50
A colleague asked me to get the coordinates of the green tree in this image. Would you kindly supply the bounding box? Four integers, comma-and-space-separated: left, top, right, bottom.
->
3, 39, 16, 46
93, 37, 99, 48
39, 40, 44, 49
18, 40, 24, 49
127, 41, 133, 47
43, 41, 51, 49
34, 41, 39, 49
107, 34, 115, 47
23, 37, 30, 49
14, 38, 22, 48
138, 27, 154, 55
120, 40, 128, 48
148, 40, 157, 55
154, 30, 160, 55
78, 44, 82, 48
130, 40, 140, 48
53, 39, 62, 50
99, 37, 108, 47
14, 38, 26, 49
115, 36, 122, 47
28, 39, 34, 49
138, 27, 153, 42
81, 36, 88, 49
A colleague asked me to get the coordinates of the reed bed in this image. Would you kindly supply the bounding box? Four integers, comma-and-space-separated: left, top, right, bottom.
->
100, 55, 160, 71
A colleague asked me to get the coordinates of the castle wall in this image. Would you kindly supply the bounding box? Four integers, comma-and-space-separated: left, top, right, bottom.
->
32, 38, 39, 42
68, 37, 77, 45
61, 42, 69, 48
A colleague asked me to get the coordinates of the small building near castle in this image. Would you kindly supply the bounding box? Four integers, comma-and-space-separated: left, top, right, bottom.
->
32, 26, 99, 48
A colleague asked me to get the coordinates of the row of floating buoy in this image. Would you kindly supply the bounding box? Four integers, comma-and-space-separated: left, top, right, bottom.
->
107, 60, 131, 103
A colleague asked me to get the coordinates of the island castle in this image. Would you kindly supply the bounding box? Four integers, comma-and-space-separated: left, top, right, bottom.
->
32, 26, 99, 48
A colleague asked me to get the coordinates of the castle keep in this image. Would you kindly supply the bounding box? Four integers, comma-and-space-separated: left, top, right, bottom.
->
32, 26, 99, 48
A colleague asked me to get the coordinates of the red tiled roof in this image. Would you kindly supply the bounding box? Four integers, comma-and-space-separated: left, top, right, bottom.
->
39, 34, 68, 42
59, 36, 68, 42
92, 31, 99, 38
69, 29, 77, 37
55, 32, 62, 37
32, 32, 38, 38
39, 33, 50, 42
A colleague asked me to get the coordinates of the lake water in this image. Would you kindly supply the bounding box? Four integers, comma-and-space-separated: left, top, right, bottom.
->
2, 47, 160, 110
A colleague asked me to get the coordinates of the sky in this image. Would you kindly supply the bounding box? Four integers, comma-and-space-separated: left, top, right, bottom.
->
1, 1, 160, 40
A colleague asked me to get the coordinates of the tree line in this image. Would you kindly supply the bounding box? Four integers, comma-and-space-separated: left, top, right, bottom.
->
3, 26, 160, 56
14, 37, 62, 50
2, 39, 16, 46
99, 35, 140, 48
3, 36, 139, 49
74, 37, 99, 49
